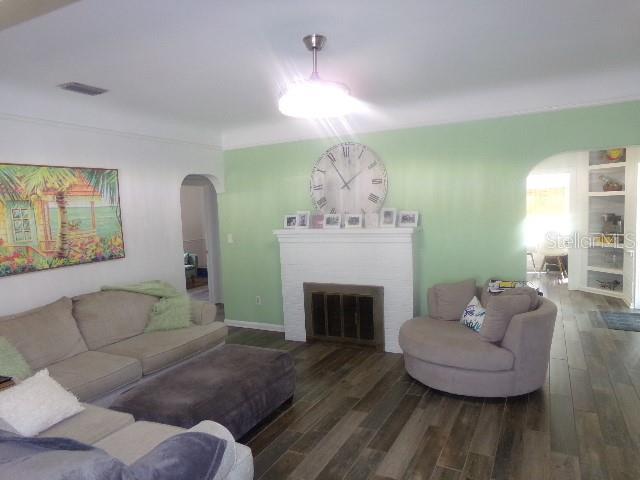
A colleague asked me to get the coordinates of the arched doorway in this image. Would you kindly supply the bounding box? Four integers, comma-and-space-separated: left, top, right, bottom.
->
526, 147, 638, 307
180, 174, 223, 304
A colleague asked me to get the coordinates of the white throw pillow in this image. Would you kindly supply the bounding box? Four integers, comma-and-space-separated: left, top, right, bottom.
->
0, 369, 84, 436
460, 296, 486, 332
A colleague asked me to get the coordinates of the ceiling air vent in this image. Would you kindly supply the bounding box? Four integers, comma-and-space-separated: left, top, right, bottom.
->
58, 82, 108, 96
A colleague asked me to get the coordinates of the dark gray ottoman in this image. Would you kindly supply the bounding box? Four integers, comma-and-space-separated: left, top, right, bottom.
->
110, 344, 295, 439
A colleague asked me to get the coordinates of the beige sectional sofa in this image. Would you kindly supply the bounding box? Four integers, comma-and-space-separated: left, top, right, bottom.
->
0, 289, 253, 479
0, 291, 227, 401
36, 403, 253, 479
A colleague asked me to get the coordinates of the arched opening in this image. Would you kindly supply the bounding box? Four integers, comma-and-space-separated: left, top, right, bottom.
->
526, 147, 638, 308
526, 153, 576, 288
179, 174, 223, 305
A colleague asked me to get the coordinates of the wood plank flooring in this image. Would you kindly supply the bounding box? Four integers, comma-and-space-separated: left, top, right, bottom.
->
226, 275, 640, 480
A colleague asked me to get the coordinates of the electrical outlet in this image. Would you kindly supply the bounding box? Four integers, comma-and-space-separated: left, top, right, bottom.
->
255, 296, 262, 305
227, 233, 234, 244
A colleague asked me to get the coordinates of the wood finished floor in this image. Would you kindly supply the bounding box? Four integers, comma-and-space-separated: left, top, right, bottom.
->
227, 275, 640, 480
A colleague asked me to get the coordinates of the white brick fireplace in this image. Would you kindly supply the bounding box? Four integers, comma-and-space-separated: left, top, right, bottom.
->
273, 228, 416, 353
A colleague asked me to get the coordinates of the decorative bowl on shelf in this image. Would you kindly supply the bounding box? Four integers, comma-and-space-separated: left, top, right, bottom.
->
606, 148, 624, 162
600, 175, 624, 191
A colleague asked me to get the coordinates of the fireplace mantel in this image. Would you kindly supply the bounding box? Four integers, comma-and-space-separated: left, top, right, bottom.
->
273, 227, 416, 243
274, 227, 417, 353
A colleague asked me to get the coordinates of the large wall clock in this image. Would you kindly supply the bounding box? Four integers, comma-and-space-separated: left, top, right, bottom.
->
309, 142, 388, 214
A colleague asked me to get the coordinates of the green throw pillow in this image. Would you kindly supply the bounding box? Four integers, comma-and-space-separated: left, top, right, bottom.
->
144, 295, 193, 332
0, 336, 32, 380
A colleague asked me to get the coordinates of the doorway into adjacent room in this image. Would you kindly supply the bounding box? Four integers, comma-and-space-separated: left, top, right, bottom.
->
179, 175, 223, 304
525, 171, 572, 285
526, 147, 639, 309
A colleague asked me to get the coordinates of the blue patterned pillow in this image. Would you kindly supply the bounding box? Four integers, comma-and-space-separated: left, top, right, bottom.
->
460, 296, 486, 332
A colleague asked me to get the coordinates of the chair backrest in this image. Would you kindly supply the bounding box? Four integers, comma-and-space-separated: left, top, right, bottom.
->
500, 298, 557, 391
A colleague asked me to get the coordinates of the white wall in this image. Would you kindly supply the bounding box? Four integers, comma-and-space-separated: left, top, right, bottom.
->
180, 185, 207, 264
0, 114, 223, 315
202, 181, 223, 303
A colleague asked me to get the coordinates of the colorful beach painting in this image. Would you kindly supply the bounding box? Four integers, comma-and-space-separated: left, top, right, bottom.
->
0, 164, 125, 277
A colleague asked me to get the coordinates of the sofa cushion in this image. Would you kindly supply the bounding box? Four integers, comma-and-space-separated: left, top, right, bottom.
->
95, 421, 184, 465
98, 322, 228, 374
479, 294, 532, 343
0, 297, 87, 370
399, 317, 514, 372
428, 279, 476, 321
38, 403, 134, 445
72, 291, 158, 350
47, 351, 142, 401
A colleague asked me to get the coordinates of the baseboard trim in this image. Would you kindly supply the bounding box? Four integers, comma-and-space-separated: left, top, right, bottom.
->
224, 319, 285, 332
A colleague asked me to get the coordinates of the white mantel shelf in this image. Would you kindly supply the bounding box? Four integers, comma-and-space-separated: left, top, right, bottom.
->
273, 227, 418, 243
274, 227, 417, 353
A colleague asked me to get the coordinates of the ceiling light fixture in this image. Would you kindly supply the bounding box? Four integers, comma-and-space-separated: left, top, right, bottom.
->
278, 34, 357, 119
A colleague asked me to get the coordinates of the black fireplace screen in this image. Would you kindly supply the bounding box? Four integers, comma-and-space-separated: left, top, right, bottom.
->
304, 283, 384, 349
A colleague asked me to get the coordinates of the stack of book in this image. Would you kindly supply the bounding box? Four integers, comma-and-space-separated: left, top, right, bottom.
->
487, 280, 542, 296
0, 376, 15, 391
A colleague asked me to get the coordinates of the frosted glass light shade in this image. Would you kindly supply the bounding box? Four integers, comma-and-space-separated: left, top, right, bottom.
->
278, 79, 356, 118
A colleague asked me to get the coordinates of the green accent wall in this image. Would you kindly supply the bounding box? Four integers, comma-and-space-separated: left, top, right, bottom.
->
219, 101, 640, 326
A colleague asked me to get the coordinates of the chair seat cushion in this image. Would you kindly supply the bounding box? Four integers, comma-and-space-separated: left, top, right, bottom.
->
98, 322, 228, 374
48, 351, 142, 401
38, 403, 134, 445
399, 317, 514, 372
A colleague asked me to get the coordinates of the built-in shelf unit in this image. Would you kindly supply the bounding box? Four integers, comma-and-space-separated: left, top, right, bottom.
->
578, 147, 637, 303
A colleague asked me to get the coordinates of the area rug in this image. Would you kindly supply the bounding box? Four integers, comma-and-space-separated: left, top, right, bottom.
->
599, 311, 640, 332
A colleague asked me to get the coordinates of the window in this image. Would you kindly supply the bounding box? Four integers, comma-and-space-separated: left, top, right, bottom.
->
11, 207, 33, 243
525, 173, 570, 248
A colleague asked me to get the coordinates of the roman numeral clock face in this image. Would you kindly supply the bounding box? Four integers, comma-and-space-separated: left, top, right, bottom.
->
310, 143, 388, 214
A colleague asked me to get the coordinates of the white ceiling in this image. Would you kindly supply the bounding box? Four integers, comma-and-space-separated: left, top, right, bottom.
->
1, 0, 639, 148
0, 0, 79, 31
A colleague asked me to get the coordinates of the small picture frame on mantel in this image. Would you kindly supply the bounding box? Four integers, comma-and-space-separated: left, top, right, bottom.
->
398, 210, 419, 227
284, 214, 297, 229
345, 214, 363, 228
324, 213, 342, 228
380, 208, 397, 227
364, 212, 379, 228
310, 212, 325, 229
296, 211, 310, 229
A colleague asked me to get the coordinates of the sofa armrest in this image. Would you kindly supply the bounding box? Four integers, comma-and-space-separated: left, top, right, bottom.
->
191, 300, 217, 325
130, 429, 230, 480
500, 298, 557, 391
189, 421, 237, 480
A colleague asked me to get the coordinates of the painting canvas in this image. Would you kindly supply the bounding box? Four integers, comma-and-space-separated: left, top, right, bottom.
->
0, 164, 125, 277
